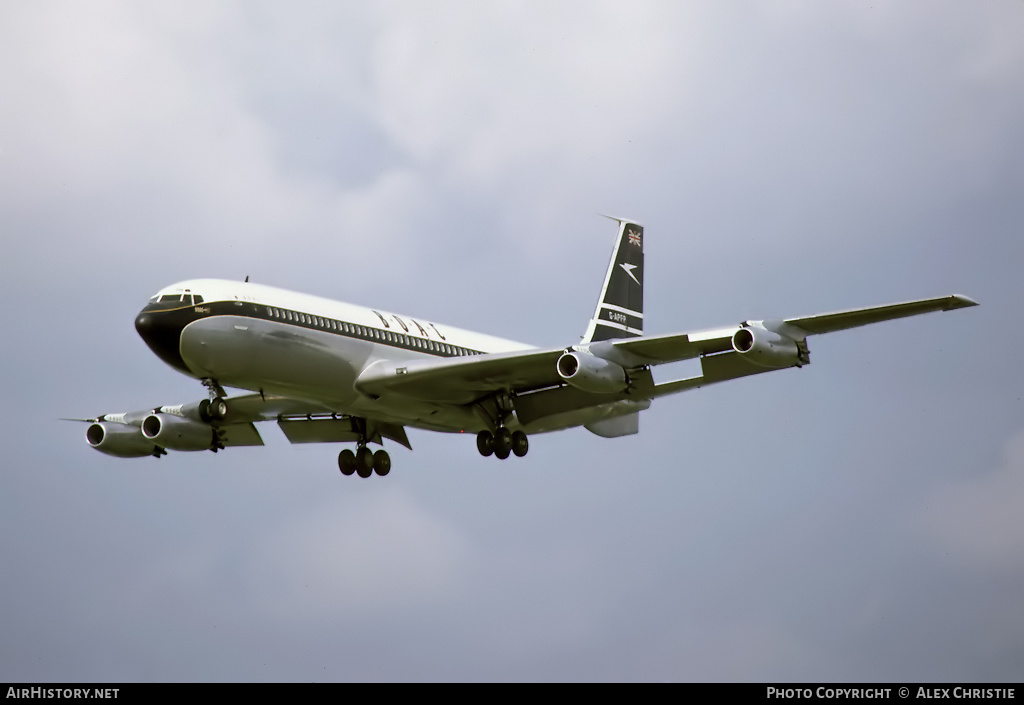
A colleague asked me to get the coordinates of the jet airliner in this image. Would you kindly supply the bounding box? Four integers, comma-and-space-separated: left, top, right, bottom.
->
80, 218, 977, 477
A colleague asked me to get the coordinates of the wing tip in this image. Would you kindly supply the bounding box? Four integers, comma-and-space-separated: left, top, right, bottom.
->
947, 294, 979, 310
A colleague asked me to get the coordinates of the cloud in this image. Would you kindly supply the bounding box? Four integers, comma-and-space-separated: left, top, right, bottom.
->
916, 429, 1024, 571
240, 490, 471, 623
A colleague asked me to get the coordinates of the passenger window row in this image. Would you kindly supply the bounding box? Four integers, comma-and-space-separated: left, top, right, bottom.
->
264, 306, 479, 357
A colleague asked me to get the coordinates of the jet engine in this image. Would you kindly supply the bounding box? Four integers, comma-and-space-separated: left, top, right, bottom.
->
731, 326, 802, 368
86, 422, 161, 458
141, 413, 218, 452
556, 351, 628, 393
167, 398, 229, 424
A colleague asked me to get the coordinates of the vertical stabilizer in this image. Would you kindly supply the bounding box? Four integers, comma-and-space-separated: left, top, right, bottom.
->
581, 216, 644, 343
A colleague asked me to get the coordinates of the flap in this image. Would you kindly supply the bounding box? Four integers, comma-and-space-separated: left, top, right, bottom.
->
277, 416, 412, 450
219, 422, 264, 447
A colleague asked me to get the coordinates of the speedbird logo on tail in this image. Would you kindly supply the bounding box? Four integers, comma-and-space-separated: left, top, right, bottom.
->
619, 263, 640, 286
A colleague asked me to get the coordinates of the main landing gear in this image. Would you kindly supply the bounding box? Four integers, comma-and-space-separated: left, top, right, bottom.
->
337, 418, 391, 478
338, 444, 391, 478
476, 428, 528, 460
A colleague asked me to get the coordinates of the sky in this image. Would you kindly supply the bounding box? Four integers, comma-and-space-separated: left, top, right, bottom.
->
1, 0, 1022, 683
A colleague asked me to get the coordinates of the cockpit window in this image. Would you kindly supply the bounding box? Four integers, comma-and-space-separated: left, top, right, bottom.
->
152, 293, 202, 306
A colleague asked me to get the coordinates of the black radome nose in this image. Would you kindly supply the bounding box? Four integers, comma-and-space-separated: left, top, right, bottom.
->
134, 308, 190, 374
135, 312, 153, 337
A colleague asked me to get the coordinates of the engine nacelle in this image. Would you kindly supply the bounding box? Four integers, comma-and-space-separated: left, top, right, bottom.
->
731, 326, 801, 368
142, 413, 217, 451
86, 422, 161, 458
556, 351, 628, 393
172, 398, 228, 424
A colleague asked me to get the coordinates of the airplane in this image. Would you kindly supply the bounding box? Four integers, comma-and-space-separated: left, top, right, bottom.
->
78, 217, 977, 477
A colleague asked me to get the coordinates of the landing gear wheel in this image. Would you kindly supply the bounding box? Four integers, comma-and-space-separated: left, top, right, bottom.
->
494, 428, 512, 460
476, 431, 494, 457
512, 431, 529, 458
338, 449, 356, 476
208, 397, 228, 422
199, 397, 228, 423
372, 450, 391, 476
355, 446, 374, 478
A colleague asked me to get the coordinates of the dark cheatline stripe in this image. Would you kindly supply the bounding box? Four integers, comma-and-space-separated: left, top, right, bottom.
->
136, 299, 483, 363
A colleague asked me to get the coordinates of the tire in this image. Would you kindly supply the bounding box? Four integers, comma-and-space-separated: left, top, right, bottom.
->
355, 446, 374, 478
338, 449, 356, 476
476, 431, 494, 457
511, 431, 529, 458
209, 397, 228, 421
494, 428, 512, 459
373, 450, 391, 476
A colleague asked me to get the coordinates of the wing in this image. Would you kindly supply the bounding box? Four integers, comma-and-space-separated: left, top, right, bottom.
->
784, 294, 978, 334
594, 294, 979, 367
352, 294, 977, 423
618, 293, 979, 396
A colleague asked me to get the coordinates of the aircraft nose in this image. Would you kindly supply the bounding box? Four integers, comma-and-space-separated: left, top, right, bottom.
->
134, 311, 154, 338
134, 306, 191, 374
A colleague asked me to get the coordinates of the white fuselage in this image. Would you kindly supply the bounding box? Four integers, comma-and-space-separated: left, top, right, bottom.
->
142, 279, 536, 433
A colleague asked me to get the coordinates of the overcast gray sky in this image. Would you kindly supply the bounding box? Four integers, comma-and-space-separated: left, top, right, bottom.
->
1, 0, 1022, 682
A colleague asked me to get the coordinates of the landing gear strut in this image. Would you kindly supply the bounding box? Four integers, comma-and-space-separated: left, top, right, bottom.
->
475, 391, 527, 461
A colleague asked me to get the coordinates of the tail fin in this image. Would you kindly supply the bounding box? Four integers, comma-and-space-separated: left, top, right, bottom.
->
581, 216, 644, 343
